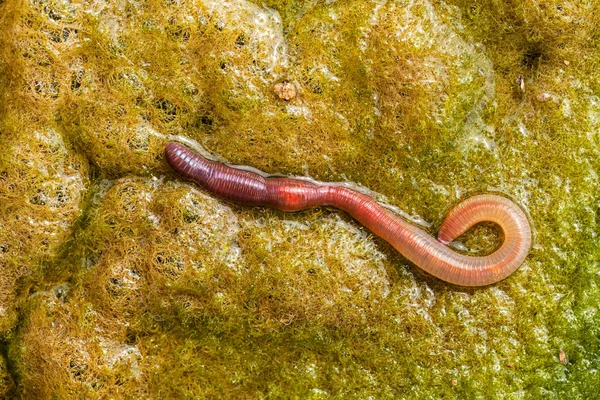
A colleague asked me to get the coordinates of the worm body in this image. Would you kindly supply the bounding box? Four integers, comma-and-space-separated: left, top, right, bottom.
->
165, 142, 532, 286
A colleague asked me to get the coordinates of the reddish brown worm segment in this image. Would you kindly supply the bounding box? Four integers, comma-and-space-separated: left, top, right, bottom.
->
165, 142, 532, 286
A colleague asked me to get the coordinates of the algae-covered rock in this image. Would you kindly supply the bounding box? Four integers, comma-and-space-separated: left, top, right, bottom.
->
10, 177, 243, 398
0, 127, 88, 332
0, 353, 15, 398
10, 177, 394, 398
9, 284, 145, 398
0, 0, 599, 398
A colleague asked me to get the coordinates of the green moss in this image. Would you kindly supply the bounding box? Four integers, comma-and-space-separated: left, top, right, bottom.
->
0, 125, 89, 332
1, 0, 599, 397
0, 350, 15, 398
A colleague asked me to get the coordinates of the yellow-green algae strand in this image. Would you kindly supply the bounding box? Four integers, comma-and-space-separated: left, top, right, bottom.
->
0, 0, 599, 398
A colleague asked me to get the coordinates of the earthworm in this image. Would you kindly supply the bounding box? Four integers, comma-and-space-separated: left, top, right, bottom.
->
165, 142, 532, 286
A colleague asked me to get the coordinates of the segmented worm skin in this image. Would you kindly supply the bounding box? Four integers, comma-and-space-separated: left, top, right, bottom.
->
165, 142, 532, 286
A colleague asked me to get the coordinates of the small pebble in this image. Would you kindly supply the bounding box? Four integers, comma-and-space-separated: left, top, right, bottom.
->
559, 349, 567, 365
536, 93, 551, 102
274, 80, 297, 101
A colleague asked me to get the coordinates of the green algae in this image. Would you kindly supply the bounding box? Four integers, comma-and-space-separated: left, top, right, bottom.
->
0, 126, 89, 332
0, 0, 599, 398
0, 345, 15, 398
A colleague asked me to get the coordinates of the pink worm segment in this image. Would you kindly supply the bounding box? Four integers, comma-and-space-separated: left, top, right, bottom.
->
165, 142, 532, 286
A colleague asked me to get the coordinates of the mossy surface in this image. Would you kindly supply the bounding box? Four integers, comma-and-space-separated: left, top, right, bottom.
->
0, 0, 599, 398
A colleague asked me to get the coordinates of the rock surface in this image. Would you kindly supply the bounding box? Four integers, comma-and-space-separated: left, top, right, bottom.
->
0, 0, 598, 397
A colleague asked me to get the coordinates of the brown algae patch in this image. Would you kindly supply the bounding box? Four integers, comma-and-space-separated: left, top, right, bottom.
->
0, 354, 15, 398
10, 177, 243, 398
0, 0, 599, 398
